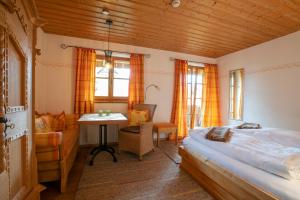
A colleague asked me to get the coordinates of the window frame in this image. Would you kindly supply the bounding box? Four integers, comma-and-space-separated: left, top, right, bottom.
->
229, 68, 244, 121
186, 65, 204, 129
94, 55, 130, 103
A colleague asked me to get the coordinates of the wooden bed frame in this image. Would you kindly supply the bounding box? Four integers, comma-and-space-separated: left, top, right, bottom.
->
178, 146, 278, 200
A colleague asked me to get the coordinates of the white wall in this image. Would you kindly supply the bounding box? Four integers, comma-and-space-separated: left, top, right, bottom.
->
218, 31, 300, 131
36, 28, 216, 143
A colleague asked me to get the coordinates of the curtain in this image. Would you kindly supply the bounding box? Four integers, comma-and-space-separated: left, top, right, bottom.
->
171, 59, 188, 138
74, 48, 96, 115
187, 66, 204, 129
128, 54, 144, 110
201, 64, 221, 127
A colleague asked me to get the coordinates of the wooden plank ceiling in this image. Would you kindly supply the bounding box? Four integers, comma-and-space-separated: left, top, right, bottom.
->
35, 0, 300, 58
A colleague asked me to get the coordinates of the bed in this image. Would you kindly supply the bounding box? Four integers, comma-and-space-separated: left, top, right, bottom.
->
179, 128, 300, 200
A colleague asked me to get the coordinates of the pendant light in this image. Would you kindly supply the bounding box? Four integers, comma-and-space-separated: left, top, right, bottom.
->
104, 19, 113, 68
171, 0, 181, 8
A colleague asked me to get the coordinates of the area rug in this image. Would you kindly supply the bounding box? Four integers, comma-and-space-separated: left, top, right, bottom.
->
158, 141, 182, 164
75, 147, 213, 200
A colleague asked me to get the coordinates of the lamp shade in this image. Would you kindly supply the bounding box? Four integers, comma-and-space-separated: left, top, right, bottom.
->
104, 50, 113, 68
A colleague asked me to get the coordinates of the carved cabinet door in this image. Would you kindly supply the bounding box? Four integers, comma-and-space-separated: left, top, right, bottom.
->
0, 1, 38, 199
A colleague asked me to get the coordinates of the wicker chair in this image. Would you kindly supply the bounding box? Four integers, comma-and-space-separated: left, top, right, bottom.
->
118, 104, 157, 160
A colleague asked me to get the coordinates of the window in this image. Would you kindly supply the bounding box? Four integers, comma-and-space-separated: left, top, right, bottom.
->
95, 57, 130, 102
229, 69, 244, 120
186, 66, 204, 129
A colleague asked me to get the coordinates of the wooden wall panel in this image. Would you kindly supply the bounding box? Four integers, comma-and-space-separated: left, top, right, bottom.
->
35, 0, 300, 57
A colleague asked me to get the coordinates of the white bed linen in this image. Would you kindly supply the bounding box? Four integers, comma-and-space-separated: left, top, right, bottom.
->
189, 128, 300, 179
183, 137, 300, 200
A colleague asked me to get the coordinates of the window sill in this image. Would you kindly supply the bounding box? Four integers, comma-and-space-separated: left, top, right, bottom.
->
94, 99, 128, 103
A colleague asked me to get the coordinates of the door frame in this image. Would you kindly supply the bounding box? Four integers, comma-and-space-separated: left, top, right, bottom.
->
0, 15, 6, 174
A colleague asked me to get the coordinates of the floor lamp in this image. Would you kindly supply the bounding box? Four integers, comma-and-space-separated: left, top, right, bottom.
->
145, 84, 160, 100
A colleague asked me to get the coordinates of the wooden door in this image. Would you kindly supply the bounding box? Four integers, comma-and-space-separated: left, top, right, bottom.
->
0, 0, 42, 199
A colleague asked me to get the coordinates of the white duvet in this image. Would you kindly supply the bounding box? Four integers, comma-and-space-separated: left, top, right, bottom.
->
189, 128, 300, 180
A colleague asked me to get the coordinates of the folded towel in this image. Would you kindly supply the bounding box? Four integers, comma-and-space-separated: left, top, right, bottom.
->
205, 127, 233, 142
237, 122, 262, 129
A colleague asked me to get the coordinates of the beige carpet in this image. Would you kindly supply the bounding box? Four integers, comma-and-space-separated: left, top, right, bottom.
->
75, 145, 213, 200
158, 141, 182, 164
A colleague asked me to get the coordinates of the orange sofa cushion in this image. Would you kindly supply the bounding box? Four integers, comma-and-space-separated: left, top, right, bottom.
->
35, 114, 54, 133
35, 111, 66, 132
51, 111, 66, 131
35, 132, 63, 148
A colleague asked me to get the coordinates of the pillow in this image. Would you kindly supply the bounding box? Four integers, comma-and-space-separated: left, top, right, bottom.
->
237, 122, 262, 129
51, 111, 66, 131
35, 114, 54, 133
206, 127, 233, 143
35, 111, 45, 118
128, 109, 149, 126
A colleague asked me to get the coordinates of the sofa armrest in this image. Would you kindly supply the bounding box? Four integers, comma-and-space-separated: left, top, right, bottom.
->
60, 126, 79, 160
35, 132, 63, 148
65, 114, 79, 130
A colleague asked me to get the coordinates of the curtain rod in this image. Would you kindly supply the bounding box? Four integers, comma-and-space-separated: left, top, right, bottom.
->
169, 57, 207, 65
60, 44, 151, 58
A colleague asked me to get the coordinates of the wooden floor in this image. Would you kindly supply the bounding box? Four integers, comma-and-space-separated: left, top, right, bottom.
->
41, 141, 213, 200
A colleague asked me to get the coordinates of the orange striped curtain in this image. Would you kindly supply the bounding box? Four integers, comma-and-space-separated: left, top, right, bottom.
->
74, 48, 96, 115
171, 59, 188, 138
201, 64, 221, 127
128, 54, 144, 110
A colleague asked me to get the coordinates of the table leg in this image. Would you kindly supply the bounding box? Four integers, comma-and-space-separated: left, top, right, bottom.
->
103, 125, 106, 146
90, 125, 102, 155
89, 125, 118, 166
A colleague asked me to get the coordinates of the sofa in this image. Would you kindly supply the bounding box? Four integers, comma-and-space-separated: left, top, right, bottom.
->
35, 112, 79, 192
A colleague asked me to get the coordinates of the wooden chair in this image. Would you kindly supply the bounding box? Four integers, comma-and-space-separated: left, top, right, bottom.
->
118, 104, 157, 160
